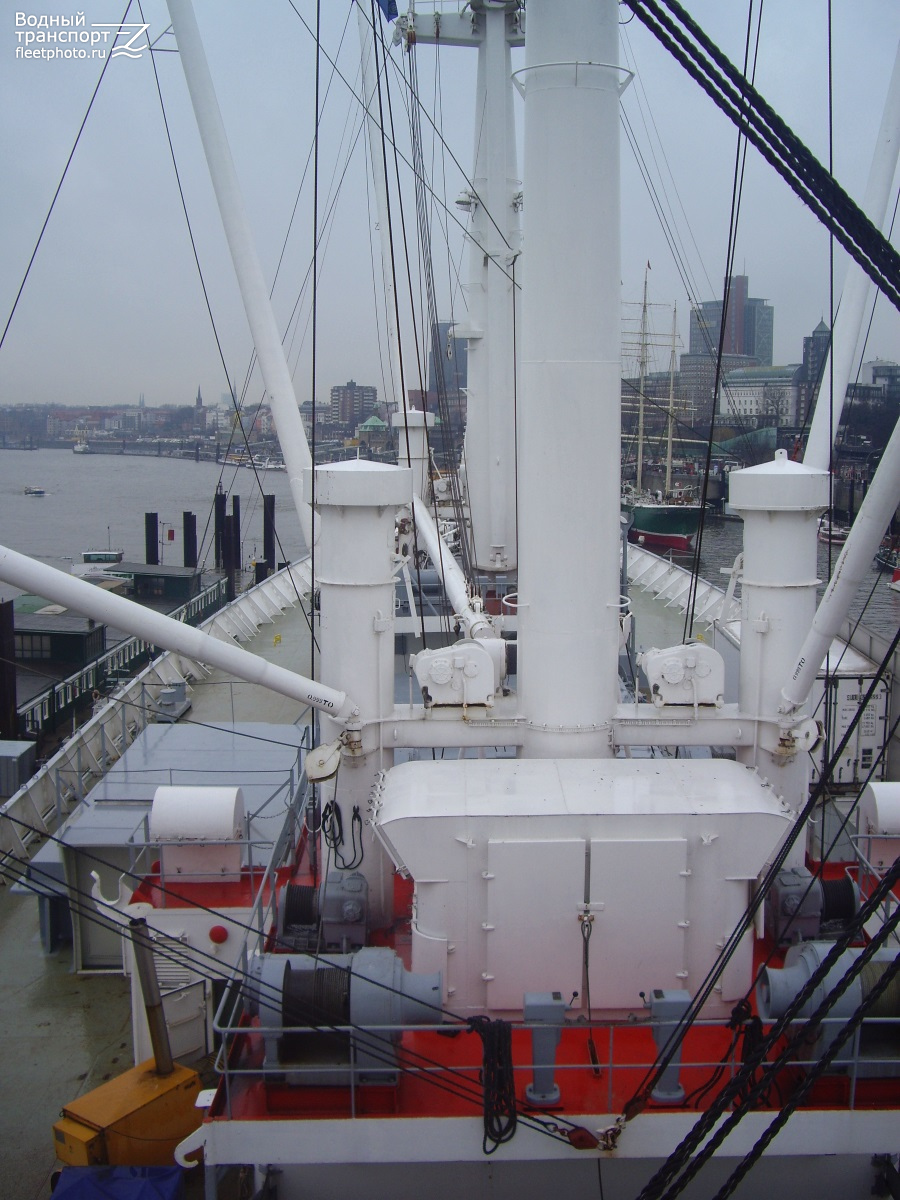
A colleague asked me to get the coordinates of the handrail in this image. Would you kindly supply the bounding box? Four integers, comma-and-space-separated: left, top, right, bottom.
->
206, 1004, 900, 1122
17, 577, 228, 734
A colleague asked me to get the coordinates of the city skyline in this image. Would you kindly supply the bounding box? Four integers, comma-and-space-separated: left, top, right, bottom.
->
1, 2, 898, 408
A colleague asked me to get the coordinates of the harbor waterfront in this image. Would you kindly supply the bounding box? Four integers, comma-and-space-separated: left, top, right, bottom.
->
0, 448, 306, 574
2, 447, 898, 641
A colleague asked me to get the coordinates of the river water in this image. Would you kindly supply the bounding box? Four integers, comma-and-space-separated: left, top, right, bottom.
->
661, 514, 899, 644
1, 447, 897, 642
0, 448, 306, 575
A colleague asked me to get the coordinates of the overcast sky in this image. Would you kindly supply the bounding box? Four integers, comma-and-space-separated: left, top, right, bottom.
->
1, 1, 899, 410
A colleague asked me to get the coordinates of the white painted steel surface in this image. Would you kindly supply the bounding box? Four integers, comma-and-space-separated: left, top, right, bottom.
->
485, 838, 584, 1008
374, 758, 792, 1017
309, 459, 412, 926
411, 496, 495, 639
149, 786, 245, 842
516, 0, 622, 756
781, 421, 900, 715
393, 409, 434, 500
0, 543, 350, 718
457, 2, 522, 574
727, 451, 829, 808
588, 838, 688, 1007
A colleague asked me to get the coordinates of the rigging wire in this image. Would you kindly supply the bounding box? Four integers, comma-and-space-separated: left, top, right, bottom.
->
682, 0, 761, 642
628, 657, 900, 1190
403, 36, 475, 585
647, 856, 900, 1200
624, 617, 900, 1119
372, 15, 459, 644
431, 33, 479, 567
0, 0, 133, 357
0, 834, 588, 1151
622, 0, 900, 311
365, 1, 432, 647
141, 9, 312, 620
290, 0, 521, 293
310, 0, 322, 689
707, 939, 900, 1200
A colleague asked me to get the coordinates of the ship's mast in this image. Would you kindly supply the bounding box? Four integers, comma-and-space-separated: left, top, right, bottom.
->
665, 303, 678, 496
517, 0, 623, 758
405, 2, 523, 577
636, 266, 649, 493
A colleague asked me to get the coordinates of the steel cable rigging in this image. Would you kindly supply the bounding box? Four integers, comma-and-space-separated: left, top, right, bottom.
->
404, 39, 475, 586
682, 0, 762, 641
642, 860, 900, 1200
622, 0, 900, 312
0, 821, 597, 1155
623, 618, 900, 1097
623, 636, 900, 1196
366, 0, 434, 646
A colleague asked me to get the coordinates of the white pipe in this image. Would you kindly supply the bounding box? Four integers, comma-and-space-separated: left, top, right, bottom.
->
378, 704, 754, 749
781, 421, 900, 713
805, 39, 900, 470
0, 544, 356, 721
412, 496, 494, 639
166, 0, 313, 550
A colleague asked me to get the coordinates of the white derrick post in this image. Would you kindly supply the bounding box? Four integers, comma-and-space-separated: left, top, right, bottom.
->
728, 452, 829, 814
357, 2, 406, 419
306, 461, 412, 926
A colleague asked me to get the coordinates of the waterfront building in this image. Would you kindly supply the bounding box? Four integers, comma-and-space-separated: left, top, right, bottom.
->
329, 380, 378, 427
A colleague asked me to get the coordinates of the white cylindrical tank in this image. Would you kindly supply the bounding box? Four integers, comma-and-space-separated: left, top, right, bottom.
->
149, 785, 246, 882
858, 782, 900, 870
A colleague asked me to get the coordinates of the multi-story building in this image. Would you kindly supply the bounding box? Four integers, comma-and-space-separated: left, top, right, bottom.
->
679, 352, 759, 428
330, 380, 377, 427
688, 275, 774, 365
427, 320, 468, 399
797, 318, 831, 425
718, 364, 803, 427
683, 275, 774, 427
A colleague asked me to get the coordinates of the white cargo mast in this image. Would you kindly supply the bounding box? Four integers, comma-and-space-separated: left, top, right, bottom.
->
516, 0, 624, 757
403, 2, 523, 577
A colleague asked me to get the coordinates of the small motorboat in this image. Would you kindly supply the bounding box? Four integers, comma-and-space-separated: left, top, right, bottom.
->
818, 514, 851, 544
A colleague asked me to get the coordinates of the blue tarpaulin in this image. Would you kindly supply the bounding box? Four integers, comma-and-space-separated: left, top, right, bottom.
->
53, 1167, 184, 1200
